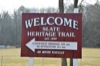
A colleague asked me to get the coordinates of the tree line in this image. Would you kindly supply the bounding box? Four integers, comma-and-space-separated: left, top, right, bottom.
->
0, 2, 100, 48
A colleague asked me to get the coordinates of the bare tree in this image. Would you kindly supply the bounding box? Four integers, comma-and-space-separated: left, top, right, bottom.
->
74, 0, 78, 8
59, 0, 67, 66
59, 0, 64, 13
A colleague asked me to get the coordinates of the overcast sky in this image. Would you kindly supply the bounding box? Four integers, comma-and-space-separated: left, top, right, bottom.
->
0, 0, 98, 13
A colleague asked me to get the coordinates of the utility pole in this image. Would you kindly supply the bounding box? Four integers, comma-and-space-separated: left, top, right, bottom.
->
59, 0, 67, 66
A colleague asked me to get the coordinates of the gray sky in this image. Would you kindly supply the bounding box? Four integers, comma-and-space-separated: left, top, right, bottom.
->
0, 0, 97, 13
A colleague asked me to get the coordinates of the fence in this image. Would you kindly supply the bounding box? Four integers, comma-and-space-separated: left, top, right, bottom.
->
0, 55, 100, 66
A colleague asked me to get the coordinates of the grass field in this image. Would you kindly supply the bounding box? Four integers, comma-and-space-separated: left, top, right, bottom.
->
0, 48, 100, 66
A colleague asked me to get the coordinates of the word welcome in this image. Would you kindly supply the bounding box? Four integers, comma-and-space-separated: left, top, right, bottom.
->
25, 17, 78, 30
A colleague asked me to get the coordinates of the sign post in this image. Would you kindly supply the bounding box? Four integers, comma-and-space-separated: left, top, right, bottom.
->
72, 8, 80, 66
29, 57, 34, 66
28, 10, 35, 66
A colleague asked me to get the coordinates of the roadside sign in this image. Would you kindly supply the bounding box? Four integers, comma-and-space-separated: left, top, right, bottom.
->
21, 13, 82, 58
